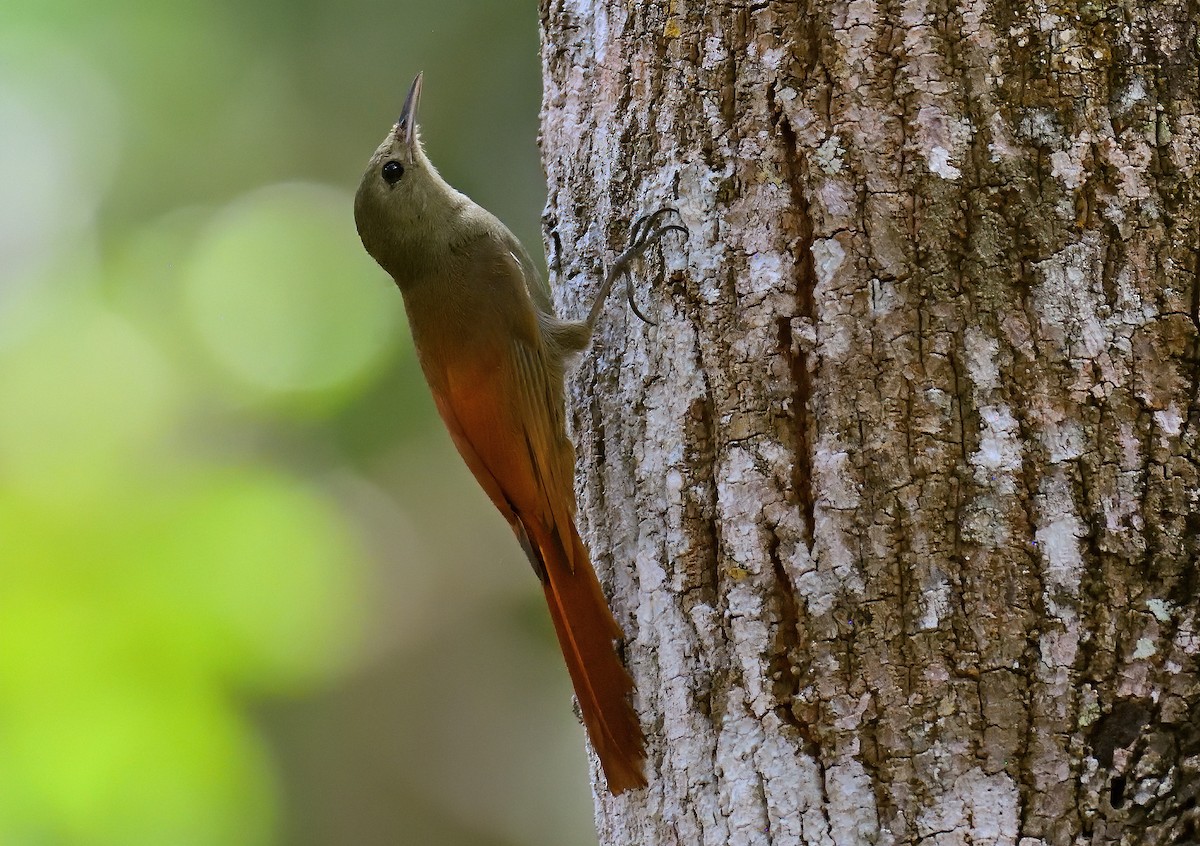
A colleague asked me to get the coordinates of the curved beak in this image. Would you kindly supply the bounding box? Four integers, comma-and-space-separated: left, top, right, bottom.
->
394, 72, 423, 157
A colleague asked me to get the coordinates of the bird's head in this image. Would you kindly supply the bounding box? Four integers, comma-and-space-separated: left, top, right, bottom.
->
354, 73, 460, 280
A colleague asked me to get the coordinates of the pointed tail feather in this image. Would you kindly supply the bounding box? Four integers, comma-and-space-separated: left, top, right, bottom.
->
534, 521, 647, 794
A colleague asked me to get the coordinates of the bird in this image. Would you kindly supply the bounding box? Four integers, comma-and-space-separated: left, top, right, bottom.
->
353, 73, 683, 794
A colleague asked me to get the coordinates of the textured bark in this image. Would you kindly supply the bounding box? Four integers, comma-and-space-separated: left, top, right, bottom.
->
538, 1, 1200, 844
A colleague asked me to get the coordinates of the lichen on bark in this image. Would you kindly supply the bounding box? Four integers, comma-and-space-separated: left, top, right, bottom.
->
539, 0, 1200, 843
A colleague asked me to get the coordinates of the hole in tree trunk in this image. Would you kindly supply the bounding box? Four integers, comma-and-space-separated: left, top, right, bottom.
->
1109, 775, 1127, 809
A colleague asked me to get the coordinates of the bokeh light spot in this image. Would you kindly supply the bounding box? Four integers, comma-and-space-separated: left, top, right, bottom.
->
0, 301, 181, 505
185, 182, 400, 402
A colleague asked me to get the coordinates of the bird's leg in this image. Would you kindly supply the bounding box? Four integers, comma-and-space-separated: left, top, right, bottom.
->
585, 207, 687, 332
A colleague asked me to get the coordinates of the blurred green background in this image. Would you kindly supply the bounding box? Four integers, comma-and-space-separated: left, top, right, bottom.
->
0, 1, 602, 843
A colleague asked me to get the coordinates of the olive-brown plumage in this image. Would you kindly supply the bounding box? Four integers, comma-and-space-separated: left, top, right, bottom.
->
353, 74, 654, 794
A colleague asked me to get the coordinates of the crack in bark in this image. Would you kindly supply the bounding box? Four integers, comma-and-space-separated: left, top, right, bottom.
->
770, 87, 818, 552
767, 527, 807, 736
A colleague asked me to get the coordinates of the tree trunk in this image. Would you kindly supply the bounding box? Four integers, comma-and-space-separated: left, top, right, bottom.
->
538, 1, 1200, 843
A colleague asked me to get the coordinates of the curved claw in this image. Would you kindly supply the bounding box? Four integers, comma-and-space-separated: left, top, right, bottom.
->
587, 208, 687, 332
628, 207, 680, 248
652, 223, 689, 240
622, 219, 686, 326
626, 271, 658, 326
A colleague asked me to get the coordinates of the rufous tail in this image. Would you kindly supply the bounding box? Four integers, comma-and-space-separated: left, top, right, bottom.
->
532, 520, 647, 794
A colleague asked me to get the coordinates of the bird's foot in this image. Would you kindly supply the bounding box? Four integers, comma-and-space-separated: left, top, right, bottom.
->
609, 207, 687, 326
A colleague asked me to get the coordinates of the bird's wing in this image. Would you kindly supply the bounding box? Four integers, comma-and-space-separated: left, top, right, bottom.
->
432, 335, 574, 576
427, 236, 646, 793
505, 230, 555, 317
430, 236, 577, 563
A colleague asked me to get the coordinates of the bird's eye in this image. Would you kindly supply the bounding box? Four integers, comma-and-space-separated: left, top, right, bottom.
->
382, 160, 404, 185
